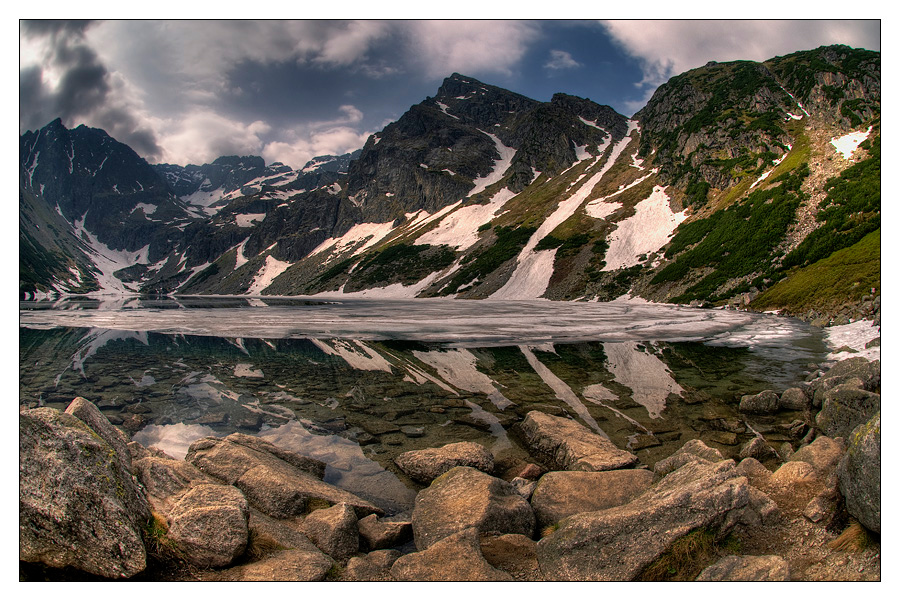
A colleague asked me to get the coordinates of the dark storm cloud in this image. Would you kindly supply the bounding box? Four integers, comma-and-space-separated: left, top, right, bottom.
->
19, 19, 164, 162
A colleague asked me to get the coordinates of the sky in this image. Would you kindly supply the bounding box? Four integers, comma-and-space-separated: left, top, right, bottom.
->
18, 18, 880, 170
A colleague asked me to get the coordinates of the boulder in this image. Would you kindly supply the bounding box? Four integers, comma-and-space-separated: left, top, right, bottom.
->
358, 514, 413, 551
816, 384, 880, 439
821, 357, 880, 390
536, 459, 750, 581
779, 388, 810, 411
788, 436, 844, 475
394, 441, 494, 484
205, 548, 333, 581
186, 436, 382, 518
342, 549, 401, 581
744, 487, 781, 527
838, 412, 880, 533
132, 455, 214, 511
412, 466, 535, 550
739, 437, 778, 462
530, 469, 654, 530
654, 439, 723, 476
480, 533, 542, 581
166, 483, 250, 568
19, 407, 151, 579
518, 411, 637, 472
302, 502, 360, 561
739, 390, 780, 414
696, 555, 790, 581
390, 528, 514, 581
65, 397, 133, 471
734, 457, 772, 487
769, 461, 818, 488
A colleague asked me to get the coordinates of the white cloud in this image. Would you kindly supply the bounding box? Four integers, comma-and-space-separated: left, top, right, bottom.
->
263, 126, 373, 169
406, 21, 540, 78
602, 19, 881, 93
545, 49, 581, 70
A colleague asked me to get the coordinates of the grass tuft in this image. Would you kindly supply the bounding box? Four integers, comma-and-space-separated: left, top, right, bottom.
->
639, 528, 740, 581
828, 521, 872, 552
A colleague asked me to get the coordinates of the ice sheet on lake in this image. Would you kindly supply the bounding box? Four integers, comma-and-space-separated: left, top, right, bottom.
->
21, 298, 822, 354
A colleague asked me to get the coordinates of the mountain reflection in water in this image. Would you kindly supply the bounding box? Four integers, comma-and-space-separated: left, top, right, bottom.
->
19, 298, 828, 513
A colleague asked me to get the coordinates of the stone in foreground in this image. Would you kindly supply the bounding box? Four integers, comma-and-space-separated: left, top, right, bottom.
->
536, 459, 750, 581
166, 483, 250, 568
696, 555, 790, 581
394, 441, 494, 483
412, 466, 535, 550
390, 528, 514, 581
20, 406, 151, 579
530, 469, 654, 530
838, 412, 880, 533
518, 411, 637, 472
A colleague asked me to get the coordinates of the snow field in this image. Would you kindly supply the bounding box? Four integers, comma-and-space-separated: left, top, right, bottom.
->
830, 127, 873, 160
246, 255, 293, 295
415, 187, 517, 250
601, 185, 687, 272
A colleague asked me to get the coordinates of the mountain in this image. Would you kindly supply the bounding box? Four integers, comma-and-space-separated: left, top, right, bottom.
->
20, 45, 880, 320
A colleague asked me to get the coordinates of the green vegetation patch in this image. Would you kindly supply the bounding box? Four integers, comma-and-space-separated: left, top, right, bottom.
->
782, 136, 880, 270
652, 163, 809, 303
750, 229, 880, 315
444, 225, 536, 294
348, 243, 456, 288
639, 527, 742, 581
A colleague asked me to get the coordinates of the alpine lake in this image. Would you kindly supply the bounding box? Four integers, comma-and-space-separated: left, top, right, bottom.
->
19, 296, 829, 514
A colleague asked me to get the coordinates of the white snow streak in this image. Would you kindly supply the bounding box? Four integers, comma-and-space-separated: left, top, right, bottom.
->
234, 238, 250, 269
311, 339, 394, 372
412, 349, 512, 410
415, 187, 517, 250
246, 255, 292, 295
492, 121, 639, 299
73, 216, 150, 294
467, 131, 516, 198
602, 185, 687, 271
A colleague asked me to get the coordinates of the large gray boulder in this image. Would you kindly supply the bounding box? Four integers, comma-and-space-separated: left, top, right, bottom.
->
394, 441, 494, 483
302, 502, 360, 561
132, 454, 214, 511
838, 412, 880, 533
518, 411, 637, 472
536, 459, 750, 581
390, 527, 514, 581
20, 406, 151, 579
412, 466, 535, 550
779, 387, 810, 411
65, 396, 133, 472
530, 469, 654, 530
166, 483, 250, 568
186, 435, 382, 518
696, 555, 790, 581
816, 383, 880, 439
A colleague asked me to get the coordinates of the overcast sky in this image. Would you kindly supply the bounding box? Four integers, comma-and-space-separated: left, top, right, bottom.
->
19, 19, 880, 169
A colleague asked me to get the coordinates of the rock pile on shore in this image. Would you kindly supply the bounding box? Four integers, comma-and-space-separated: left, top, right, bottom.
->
19, 357, 880, 581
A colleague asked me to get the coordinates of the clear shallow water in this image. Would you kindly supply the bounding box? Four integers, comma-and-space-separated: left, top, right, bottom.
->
20, 297, 828, 513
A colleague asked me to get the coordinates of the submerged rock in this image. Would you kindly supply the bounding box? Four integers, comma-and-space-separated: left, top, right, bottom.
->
19, 405, 151, 579
412, 466, 535, 550
653, 439, 724, 476
394, 441, 494, 484
739, 390, 780, 414
186, 435, 382, 518
518, 411, 637, 472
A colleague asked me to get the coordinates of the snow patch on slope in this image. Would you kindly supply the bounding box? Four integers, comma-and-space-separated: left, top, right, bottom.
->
831, 127, 872, 160
468, 131, 516, 198
235, 213, 266, 227
73, 216, 150, 294
415, 188, 517, 250
825, 319, 880, 362
246, 255, 292, 295
602, 185, 687, 271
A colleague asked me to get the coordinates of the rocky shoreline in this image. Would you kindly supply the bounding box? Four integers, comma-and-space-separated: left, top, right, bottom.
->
20, 354, 880, 582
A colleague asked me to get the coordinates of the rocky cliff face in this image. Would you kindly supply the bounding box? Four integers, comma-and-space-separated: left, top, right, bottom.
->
20, 46, 880, 314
